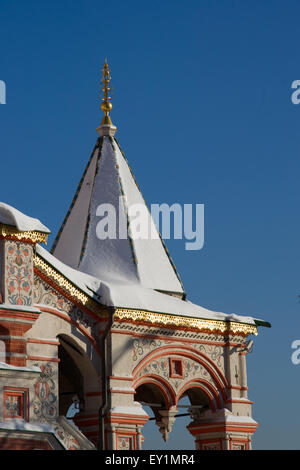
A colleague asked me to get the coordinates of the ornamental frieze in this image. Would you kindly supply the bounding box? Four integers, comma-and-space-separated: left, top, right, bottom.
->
132, 337, 163, 362
194, 344, 224, 369
113, 321, 249, 345
33, 276, 99, 334
0, 224, 48, 245
32, 362, 58, 422
136, 356, 217, 392
114, 308, 258, 336
53, 423, 81, 450
132, 337, 224, 372
33, 276, 72, 314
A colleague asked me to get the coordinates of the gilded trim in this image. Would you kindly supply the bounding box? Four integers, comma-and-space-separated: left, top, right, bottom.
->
114, 308, 258, 336
33, 254, 257, 336
34, 254, 107, 318
0, 224, 48, 245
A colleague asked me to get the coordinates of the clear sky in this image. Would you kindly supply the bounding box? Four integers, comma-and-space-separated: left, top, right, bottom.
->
1, 0, 300, 450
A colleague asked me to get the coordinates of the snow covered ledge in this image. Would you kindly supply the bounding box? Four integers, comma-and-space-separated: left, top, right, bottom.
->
0, 417, 96, 450
0, 419, 66, 450
0, 202, 50, 234
0, 201, 50, 252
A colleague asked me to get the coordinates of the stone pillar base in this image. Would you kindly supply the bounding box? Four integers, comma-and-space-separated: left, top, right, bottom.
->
187, 409, 258, 450
104, 406, 149, 450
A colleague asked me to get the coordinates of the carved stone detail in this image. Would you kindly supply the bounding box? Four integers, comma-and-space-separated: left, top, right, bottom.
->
155, 408, 177, 442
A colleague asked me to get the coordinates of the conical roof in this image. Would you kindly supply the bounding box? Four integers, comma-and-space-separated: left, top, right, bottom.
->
51, 134, 185, 297
8, 60, 270, 332
51, 60, 184, 296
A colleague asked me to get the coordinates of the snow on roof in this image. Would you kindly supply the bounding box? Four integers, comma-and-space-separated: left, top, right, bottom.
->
0, 202, 50, 233
51, 136, 184, 296
0, 362, 41, 373
0, 419, 67, 448
50, 143, 100, 269
36, 244, 262, 327
0, 419, 58, 433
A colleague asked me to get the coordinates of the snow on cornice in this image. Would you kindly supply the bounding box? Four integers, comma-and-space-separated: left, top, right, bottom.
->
0, 202, 50, 233
35, 244, 267, 328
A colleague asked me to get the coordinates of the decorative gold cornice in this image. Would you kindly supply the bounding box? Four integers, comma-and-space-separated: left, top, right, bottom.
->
114, 308, 258, 337
34, 254, 107, 318
34, 254, 90, 304
0, 224, 48, 245
33, 254, 258, 335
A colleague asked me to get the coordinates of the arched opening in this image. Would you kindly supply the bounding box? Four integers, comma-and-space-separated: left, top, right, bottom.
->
135, 381, 170, 411
56, 331, 102, 446
134, 380, 171, 449
57, 332, 101, 440
58, 335, 85, 418
140, 394, 197, 450
134, 381, 214, 449
177, 385, 211, 410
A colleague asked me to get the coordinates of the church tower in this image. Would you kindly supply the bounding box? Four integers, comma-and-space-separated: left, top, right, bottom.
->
0, 61, 269, 450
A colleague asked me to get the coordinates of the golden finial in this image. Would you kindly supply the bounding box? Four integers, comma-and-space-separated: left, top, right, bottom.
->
97, 58, 117, 136
100, 58, 113, 126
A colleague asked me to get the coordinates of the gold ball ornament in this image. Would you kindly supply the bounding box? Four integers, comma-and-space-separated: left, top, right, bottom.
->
101, 100, 112, 114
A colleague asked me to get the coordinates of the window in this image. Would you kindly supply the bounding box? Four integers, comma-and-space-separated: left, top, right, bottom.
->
169, 358, 183, 378
3, 387, 28, 420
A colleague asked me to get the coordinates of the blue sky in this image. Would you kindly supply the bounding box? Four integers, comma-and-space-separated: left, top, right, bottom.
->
1, 0, 300, 449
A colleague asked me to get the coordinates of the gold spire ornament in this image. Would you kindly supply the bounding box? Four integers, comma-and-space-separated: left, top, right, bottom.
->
100, 58, 113, 125
97, 58, 117, 137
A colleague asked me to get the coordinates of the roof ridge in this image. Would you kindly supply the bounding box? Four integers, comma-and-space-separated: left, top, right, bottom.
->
50, 139, 101, 256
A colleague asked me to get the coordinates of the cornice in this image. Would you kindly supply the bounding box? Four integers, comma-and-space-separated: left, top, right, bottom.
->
34, 254, 107, 318
114, 308, 258, 337
0, 224, 48, 245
